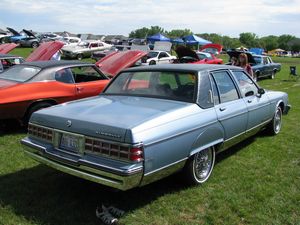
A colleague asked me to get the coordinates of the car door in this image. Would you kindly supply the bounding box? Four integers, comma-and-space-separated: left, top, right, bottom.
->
231, 70, 272, 133
210, 70, 248, 148
69, 66, 109, 99
157, 52, 170, 64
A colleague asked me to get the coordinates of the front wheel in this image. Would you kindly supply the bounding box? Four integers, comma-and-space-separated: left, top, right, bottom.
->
77, 54, 83, 60
267, 106, 282, 135
183, 147, 215, 185
149, 60, 156, 65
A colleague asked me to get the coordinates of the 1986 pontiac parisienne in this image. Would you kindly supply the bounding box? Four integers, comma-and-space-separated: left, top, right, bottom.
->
21, 64, 290, 190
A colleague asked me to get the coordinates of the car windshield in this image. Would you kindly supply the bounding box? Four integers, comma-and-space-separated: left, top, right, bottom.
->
78, 42, 89, 47
104, 71, 197, 102
253, 56, 262, 64
147, 51, 159, 58
0, 65, 41, 82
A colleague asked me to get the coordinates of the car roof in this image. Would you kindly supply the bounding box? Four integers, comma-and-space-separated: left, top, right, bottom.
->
122, 64, 241, 73
21, 60, 94, 69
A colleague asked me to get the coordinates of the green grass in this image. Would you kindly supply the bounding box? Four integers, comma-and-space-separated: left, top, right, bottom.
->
1, 49, 300, 225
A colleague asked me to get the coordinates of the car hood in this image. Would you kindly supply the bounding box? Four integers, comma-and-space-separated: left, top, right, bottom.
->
22, 29, 36, 38
30, 95, 194, 142
95, 50, 147, 77
200, 43, 223, 54
227, 50, 255, 64
26, 41, 64, 62
6, 27, 20, 36
175, 46, 199, 60
0, 43, 19, 54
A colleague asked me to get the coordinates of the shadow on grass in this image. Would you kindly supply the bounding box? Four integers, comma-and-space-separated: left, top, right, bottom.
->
0, 133, 264, 225
0, 163, 189, 225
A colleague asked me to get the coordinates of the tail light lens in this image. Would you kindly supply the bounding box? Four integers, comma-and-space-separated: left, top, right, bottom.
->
130, 146, 144, 162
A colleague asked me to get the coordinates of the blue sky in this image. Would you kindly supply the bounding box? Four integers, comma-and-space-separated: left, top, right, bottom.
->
0, 0, 299, 37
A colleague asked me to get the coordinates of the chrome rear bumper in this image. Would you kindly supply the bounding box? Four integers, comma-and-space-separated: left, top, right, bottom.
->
21, 138, 143, 191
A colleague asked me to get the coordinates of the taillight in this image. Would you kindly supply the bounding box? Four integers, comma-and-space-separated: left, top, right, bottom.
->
130, 146, 144, 162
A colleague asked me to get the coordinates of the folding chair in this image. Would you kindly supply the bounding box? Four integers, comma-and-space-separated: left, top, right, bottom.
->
290, 66, 299, 81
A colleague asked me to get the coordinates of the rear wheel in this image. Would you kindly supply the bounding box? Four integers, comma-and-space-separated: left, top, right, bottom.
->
270, 71, 275, 79
23, 102, 53, 125
183, 147, 215, 185
267, 106, 282, 135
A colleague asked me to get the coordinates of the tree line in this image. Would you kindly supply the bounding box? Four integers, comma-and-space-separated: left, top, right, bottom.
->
129, 26, 300, 51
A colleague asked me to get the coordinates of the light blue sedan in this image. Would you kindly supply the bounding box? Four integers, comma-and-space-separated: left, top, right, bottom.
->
21, 64, 290, 190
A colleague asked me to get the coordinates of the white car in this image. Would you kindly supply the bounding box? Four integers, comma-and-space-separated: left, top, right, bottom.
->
62, 40, 112, 60
142, 51, 176, 65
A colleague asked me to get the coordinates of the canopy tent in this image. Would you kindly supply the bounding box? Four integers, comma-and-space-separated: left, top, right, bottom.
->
171, 38, 184, 44
183, 35, 211, 46
147, 33, 170, 43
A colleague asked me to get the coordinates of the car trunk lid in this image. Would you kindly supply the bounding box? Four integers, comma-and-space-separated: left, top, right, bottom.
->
26, 41, 64, 62
95, 50, 147, 77
30, 95, 193, 143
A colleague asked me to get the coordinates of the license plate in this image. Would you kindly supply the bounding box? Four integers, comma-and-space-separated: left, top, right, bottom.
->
60, 134, 79, 152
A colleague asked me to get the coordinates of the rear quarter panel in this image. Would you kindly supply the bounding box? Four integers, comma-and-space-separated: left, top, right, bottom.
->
131, 106, 223, 174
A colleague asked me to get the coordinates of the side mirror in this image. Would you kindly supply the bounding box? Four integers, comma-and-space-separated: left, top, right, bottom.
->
257, 88, 265, 97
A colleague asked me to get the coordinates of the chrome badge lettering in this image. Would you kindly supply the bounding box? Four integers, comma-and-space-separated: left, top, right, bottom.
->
96, 131, 121, 139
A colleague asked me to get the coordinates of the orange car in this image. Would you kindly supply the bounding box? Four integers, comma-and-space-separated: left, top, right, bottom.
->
0, 50, 147, 126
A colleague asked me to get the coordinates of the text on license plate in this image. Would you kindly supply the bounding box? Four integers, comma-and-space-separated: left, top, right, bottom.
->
60, 134, 79, 152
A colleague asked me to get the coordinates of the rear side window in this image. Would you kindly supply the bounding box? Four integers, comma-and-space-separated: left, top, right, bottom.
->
211, 71, 239, 103
0, 65, 41, 82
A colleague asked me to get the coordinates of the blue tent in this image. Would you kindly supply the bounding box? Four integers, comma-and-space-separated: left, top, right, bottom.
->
147, 33, 170, 43
249, 48, 264, 55
183, 34, 211, 46
171, 38, 184, 44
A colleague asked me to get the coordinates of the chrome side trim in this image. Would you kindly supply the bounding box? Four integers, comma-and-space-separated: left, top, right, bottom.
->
189, 138, 223, 156
217, 110, 247, 122
145, 120, 217, 147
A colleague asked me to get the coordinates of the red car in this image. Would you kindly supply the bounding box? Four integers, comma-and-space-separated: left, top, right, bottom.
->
0, 50, 147, 126
175, 44, 223, 64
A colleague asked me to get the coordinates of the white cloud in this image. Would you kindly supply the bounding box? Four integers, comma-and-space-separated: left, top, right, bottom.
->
0, 0, 299, 37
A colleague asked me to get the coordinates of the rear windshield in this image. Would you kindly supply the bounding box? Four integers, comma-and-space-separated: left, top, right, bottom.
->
104, 71, 197, 103
0, 65, 41, 82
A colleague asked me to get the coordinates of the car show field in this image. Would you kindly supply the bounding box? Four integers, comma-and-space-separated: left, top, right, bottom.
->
0, 47, 299, 224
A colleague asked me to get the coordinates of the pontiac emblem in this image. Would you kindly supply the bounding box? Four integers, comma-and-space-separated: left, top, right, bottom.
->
66, 120, 72, 127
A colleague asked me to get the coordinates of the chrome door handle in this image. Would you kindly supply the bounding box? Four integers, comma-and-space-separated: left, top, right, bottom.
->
219, 107, 226, 111
248, 100, 252, 103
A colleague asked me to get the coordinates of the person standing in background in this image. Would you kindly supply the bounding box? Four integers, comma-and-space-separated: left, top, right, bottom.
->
238, 53, 255, 81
